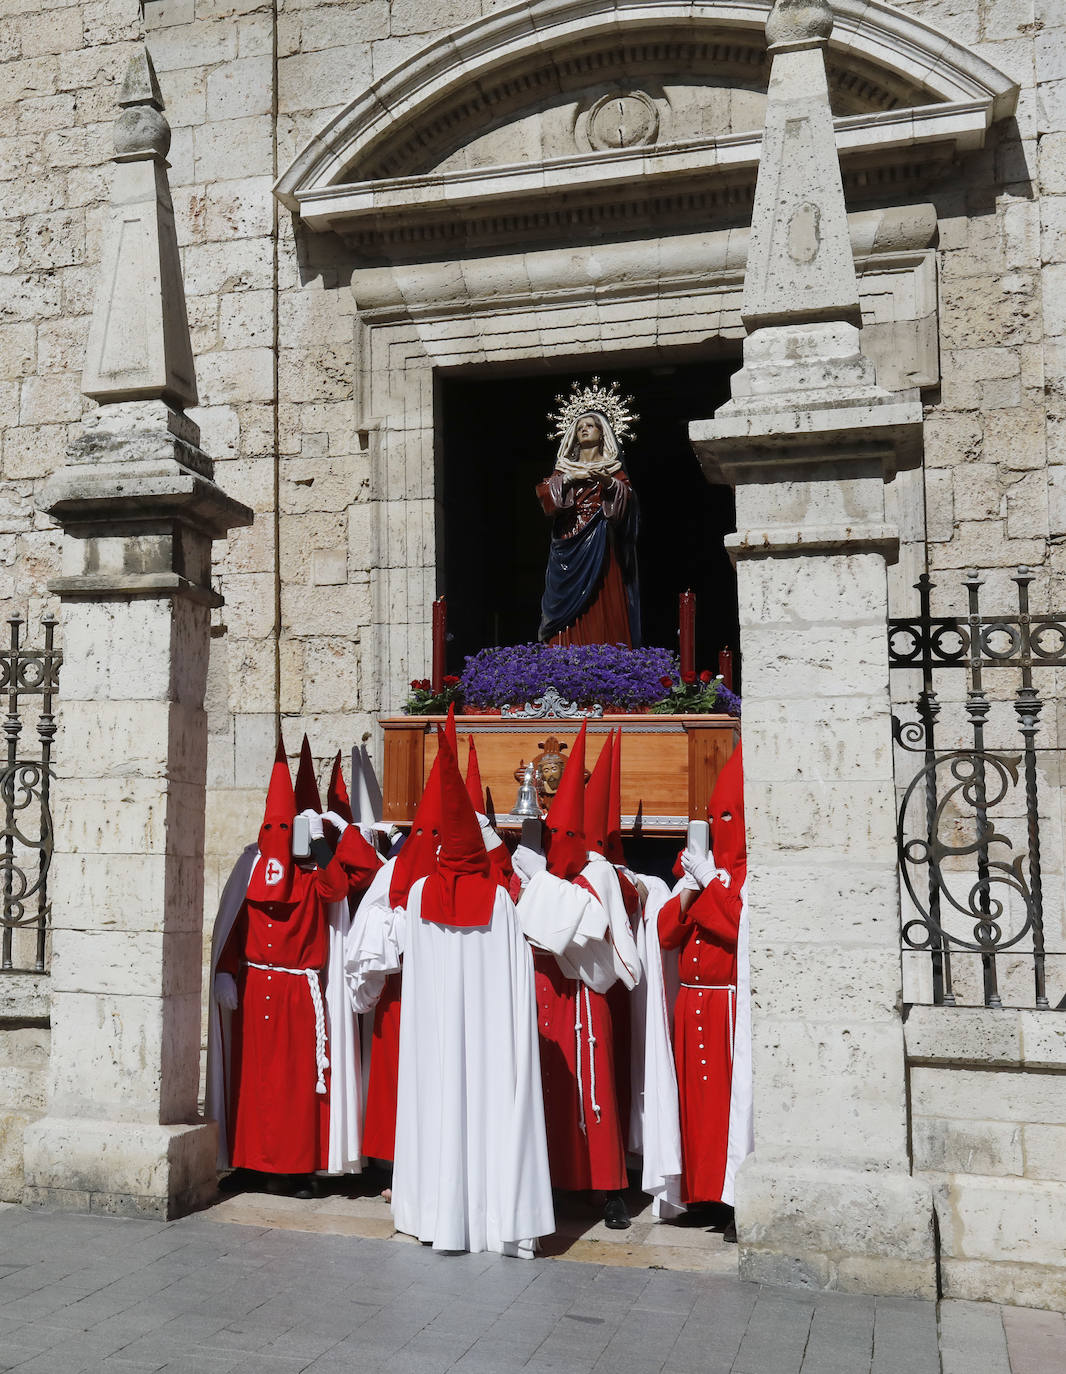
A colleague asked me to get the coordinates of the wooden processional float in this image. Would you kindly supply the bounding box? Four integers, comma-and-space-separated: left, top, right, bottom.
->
380, 712, 739, 836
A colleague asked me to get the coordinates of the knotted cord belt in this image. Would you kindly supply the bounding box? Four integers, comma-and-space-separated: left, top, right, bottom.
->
573, 982, 602, 1134
247, 961, 330, 1094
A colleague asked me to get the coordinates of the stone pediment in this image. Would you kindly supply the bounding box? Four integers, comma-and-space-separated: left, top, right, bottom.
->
275, 0, 1018, 251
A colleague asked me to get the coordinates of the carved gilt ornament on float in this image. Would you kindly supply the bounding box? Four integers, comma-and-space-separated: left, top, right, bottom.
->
275, 0, 1018, 247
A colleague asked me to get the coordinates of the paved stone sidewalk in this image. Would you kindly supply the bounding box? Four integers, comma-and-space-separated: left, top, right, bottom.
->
0, 1204, 1061, 1374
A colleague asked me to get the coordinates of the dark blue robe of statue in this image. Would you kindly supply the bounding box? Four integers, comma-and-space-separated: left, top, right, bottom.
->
537, 472, 640, 645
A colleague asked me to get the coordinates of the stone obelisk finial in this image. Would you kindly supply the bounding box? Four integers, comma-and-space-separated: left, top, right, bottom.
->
30, 46, 252, 1240
764, 0, 833, 47
82, 46, 198, 413
741, 0, 860, 332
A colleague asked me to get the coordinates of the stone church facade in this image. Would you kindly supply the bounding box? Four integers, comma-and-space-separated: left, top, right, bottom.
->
1, 0, 1065, 1311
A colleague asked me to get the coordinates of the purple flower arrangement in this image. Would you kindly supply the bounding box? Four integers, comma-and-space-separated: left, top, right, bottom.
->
442, 642, 741, 716
713, 682, 742, 716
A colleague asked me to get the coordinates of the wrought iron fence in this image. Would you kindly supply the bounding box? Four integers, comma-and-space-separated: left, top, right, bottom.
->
0, 614, 60, 973
889, 568, 1065, 1010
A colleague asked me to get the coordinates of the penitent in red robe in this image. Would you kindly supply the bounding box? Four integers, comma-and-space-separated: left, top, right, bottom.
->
533, 876, 627, 1193
219, 855, 349, 1175
363, 972, 401, 1161
658, 878, 742, 1205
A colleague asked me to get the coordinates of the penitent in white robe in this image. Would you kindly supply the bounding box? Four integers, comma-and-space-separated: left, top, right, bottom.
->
350, 875, 555, 1256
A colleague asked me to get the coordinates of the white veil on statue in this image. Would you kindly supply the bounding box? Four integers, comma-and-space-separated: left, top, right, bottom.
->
554, 409, 624, 483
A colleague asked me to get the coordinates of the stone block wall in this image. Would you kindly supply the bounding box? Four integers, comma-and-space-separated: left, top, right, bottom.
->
0, 0, 1060, 906
1, 0, 1065, 1214
905, 1005, 1066, 1309
0, 976, 49, 1202
883, 0, 1066, 1013
890, 0, 1062, 601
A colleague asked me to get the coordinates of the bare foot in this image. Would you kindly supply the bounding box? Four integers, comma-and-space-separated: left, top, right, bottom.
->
381, 1186, 392, 1202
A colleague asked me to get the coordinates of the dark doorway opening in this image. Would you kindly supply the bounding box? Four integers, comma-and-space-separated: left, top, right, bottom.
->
438, 358, 739, 681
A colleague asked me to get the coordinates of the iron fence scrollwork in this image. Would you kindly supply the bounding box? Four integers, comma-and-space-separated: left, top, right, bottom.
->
889, 567, 1063, 1010
0, 614, 60, 973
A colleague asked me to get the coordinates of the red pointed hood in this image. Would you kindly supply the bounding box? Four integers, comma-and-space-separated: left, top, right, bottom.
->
709, 742, 746, 880
465, 735, 485, 812
607, 728, 625, 865
421, 731, 495, 928
294, 734, 321, 814
585, 730, 613, 858
545, 721, 588, 879
327, 750, 354, 824
444, 701, 457, 752
389, 755, 442, 908
247, 734, 297, 905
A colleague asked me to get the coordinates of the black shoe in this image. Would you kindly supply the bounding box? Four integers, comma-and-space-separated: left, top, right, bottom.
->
291, 1175, 319, 1200
603, 1195, 631, 1230
219, 1167, 253, 1195
673, 1206, 713, 1228
723, 1218, 738, 1244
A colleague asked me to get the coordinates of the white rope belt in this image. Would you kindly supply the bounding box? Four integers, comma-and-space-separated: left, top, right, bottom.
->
573, 982, 602, 1135
247, 961, 329, 1094
679, 983, 736, 1065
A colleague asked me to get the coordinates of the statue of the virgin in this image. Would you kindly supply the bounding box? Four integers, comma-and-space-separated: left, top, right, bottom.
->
536, 379, 641, 646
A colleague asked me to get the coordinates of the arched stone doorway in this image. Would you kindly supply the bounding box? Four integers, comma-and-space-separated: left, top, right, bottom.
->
270, 0, 1022, 1298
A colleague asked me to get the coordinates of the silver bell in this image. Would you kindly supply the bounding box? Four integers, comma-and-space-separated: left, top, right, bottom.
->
512, 762, 542, 820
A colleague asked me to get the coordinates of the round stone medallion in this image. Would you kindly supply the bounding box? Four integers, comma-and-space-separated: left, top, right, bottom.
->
586, 90, 659, 151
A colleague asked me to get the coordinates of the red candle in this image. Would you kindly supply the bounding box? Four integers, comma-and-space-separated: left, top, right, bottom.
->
718, 646, 733, 692
679, 591, 696, 680
431, 596, 447, 693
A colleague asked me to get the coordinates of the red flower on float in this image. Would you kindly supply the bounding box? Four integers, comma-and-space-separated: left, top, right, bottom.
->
443, 674, 460, 686
660, 676, 674, 689
681, 669, 697, 685
699, 669, 713, 683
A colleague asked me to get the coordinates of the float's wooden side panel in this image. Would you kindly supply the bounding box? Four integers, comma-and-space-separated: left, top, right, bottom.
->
383, 716, 739, 832
382, 720, 425, 821
687, 719, 739, 818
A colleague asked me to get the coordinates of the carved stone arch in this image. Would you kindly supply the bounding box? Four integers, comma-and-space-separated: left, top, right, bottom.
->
275, 0, 1018, 244
278, 1, 1018, 727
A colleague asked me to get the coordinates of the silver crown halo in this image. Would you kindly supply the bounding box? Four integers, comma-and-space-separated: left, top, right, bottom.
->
548, 376, 638, 445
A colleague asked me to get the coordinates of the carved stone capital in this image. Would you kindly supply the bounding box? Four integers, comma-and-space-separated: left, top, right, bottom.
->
42, 407, 253, 605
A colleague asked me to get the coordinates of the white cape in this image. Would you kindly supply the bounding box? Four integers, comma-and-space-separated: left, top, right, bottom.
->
628, 874, 685, 1219
577, 855, 641, 991
205, 845, 257, 1171
389, 879, 555, 1256
514, 868, 592, 955
323, 894, 363, 1175
205, 846, 362, 1175
343, 855, 398, 1015
721, 878, 753, 1206
343, 855, 398, 1130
